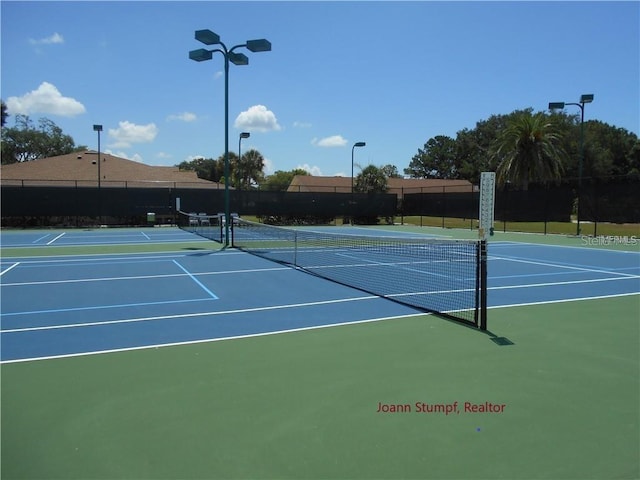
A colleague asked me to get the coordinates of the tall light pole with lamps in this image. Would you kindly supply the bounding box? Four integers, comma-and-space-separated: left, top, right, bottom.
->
351, 141, 366, 193
189, 29, 271, 245
238, 131, 250, 190
549, 93, 594, 236
92, 124, 102, 188
92, 124, 103, 222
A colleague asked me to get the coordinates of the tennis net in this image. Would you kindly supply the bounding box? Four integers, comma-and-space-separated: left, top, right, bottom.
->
231, 218, 488, 329
177, 211, 225, 243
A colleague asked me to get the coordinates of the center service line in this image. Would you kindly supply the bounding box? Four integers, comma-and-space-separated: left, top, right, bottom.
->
172, 260, 218, 299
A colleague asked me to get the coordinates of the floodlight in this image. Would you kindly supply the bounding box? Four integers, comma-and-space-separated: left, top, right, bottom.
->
195, 29, 220, 45
246, 39, 272, 53
189, 49, 213, 62
229, 52, 249, 66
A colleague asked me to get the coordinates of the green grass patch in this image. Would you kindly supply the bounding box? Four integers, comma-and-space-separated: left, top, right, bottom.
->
400, 215, 640, 237
0, 241, 221, 258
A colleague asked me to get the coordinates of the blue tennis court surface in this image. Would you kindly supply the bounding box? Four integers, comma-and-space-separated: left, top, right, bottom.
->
1, 228, 639, 363
0, 228, 204, 247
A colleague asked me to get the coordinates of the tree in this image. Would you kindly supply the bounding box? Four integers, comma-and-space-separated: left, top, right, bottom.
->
355, 165, 388, 193
454, 113, 513, 182
626, 139, 640, 178
1, 100, 7, 128
380, 164, 401, 178
1, 115, 77, 164
263, 168, 309, 191
580, 121, 638, 178
176, 157, 218, 181
234, 149, 266, 189
404, 135, 459, 179
490, 112, 566, 190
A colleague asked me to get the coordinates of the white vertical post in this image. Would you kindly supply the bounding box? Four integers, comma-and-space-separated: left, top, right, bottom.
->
479, 172, 496, 241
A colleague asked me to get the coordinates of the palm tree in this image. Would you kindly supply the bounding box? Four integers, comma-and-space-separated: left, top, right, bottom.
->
491, 112, 566, 190
355, 165, 388, 193
237, 149, 265, 189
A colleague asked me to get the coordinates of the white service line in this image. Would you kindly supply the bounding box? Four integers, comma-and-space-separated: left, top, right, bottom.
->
46, 232, 66, 245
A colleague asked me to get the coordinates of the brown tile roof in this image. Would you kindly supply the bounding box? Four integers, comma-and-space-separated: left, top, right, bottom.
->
0, 152, 224, 189
287, 175, 475, 197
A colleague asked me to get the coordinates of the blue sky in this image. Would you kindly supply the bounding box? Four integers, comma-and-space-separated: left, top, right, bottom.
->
2, 1, 638, 178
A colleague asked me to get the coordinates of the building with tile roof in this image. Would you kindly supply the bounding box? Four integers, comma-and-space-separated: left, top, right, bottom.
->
286, 175, 475, 197
0, 151, 223, 189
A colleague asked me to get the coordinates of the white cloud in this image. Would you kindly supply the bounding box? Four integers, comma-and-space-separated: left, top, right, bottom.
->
167, 112, 197, 122
311, 135, 348, 147
29, 33, 64, 45
296, 163, 323, 176
293, 121, 312, 128
214, 71, 223, 80
156, 152, 172, 159
105, 150, 143, 163
6, 82, 85, 117
108, 121, 158, 148
234, 105, 281, 132
263, 158, 275, 175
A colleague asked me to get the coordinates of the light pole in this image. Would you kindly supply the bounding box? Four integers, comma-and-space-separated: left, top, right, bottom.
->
238, 131, 250, 190
92, 124, 102, 188
549, 93, 594, 236
351, 141, 366, 193
92, 124, 103, 223
190, 29, 271, 246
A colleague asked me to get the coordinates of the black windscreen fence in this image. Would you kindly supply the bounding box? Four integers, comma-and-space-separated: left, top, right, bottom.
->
402, 190, 479, 219
233, 191, 397, 218
495, 184, 575, 222
2, 176, 638, 227
580, 178, 640, 224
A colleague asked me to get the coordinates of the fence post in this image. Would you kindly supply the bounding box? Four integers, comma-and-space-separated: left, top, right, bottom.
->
400, 186, 404, 225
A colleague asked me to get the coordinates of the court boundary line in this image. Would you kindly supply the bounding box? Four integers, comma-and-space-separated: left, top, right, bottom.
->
493, 240, 640, 254
0, 238, 214, 251
0, 295, 380, 333
2, 297, 217, 318
32, 234, 51, 244
491, 254, 639, 278
0, 250, 238, 262
0, 263, 20, 276
0, 266, 291, 288
0, 312, 428, 364
0, 251, 240, 265
2, 292, 638, 365
46, 232, 66, 245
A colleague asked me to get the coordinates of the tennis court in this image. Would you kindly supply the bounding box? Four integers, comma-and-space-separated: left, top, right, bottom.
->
1, 225, 638, 479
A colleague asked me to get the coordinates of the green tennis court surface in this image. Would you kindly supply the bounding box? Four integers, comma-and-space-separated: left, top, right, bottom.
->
1, 226, 638, 479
